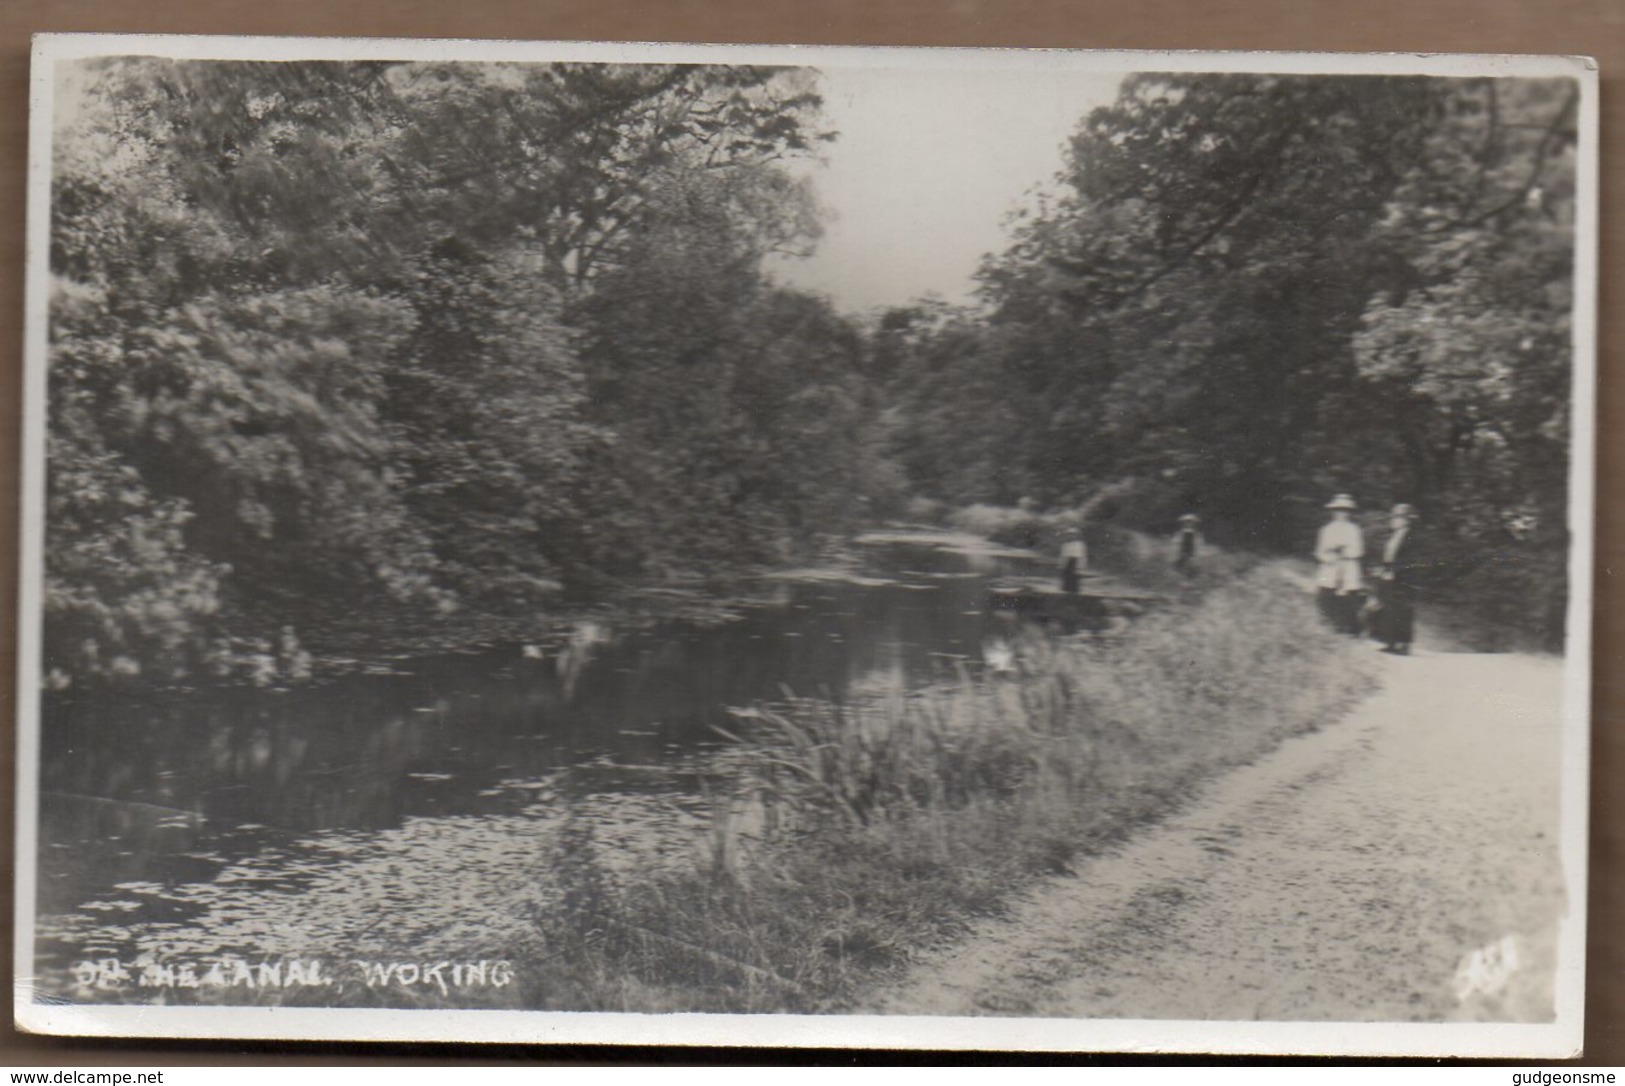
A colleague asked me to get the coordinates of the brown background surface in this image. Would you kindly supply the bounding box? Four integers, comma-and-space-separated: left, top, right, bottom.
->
0, 0, 1617, 1066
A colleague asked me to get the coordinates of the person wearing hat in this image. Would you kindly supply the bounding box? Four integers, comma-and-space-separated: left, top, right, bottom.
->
1172, 513, 1202, 575
1370, 503, 1421, 654
1314, 494, 1365, 635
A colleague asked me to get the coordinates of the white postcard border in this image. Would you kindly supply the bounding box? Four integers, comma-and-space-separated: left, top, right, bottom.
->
14, 33, 1598, 1056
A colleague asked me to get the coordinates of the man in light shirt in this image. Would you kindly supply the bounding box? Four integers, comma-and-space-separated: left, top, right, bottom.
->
1314, 493, 1365, 635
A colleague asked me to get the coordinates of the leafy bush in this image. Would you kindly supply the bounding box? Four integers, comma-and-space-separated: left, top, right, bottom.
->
1426, 540, 1569, 653
43, 436, 227, 685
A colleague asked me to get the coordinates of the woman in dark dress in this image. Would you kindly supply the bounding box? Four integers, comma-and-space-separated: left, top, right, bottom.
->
1371, 503, 1420, 654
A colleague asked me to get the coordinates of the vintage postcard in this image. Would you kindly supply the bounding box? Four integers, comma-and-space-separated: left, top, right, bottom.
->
14, 35, 1596, 1055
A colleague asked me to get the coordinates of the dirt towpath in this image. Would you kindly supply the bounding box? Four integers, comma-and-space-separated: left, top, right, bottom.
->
866, 649, 1573, 1023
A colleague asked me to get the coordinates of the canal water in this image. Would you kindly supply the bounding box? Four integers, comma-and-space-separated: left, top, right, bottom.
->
30, 532, 1059, 997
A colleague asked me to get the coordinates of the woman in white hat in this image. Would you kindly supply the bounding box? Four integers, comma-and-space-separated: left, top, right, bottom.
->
1314, 493, 1365, 635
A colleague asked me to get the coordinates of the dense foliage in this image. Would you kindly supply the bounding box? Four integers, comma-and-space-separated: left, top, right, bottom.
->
47, 59, 880, 683
46, 65, 1580, 682
881, 74, 1579, 646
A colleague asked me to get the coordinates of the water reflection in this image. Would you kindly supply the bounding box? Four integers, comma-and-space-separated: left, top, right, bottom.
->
35, 536, 1047, 986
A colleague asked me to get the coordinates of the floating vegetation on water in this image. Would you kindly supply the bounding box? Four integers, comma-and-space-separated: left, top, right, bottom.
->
113, 882, 166, 895
37, 779, 722, 1006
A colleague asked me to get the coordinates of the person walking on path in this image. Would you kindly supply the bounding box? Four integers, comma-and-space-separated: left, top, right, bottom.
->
1059, 527, 1088, 594
1172, 514, 1202, 575
1315, 493, 1366, 635
1370, 503, 1421, 654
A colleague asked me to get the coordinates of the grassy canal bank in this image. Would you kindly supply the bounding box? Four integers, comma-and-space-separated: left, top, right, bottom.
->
502, 556, 1379, 1014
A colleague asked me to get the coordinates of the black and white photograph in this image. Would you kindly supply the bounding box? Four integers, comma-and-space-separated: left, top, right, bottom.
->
13, 36, 1596, 1055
